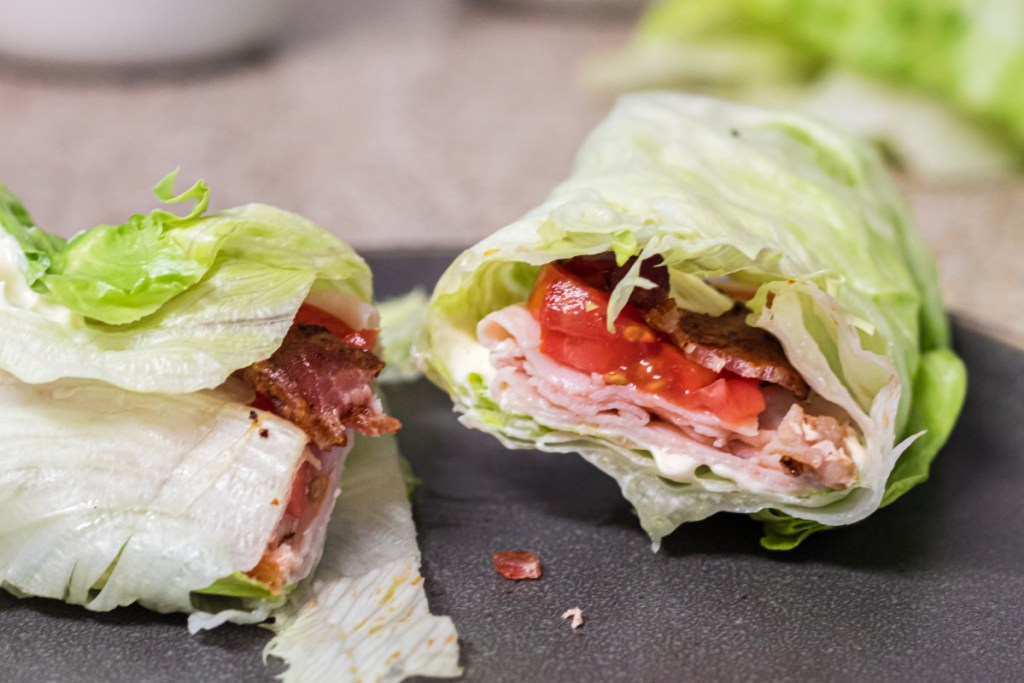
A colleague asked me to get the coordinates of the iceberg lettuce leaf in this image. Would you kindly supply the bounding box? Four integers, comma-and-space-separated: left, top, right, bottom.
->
0, 176, 372, 393
881, 347, 967, 507
0, 370, 309, 614
40, 171, 211, 325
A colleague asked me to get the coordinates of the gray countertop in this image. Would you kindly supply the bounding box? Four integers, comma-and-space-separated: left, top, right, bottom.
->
0, 0, 1020, 345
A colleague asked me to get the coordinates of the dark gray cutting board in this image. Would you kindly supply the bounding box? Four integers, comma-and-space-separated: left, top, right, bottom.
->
1, 250, 1021, 683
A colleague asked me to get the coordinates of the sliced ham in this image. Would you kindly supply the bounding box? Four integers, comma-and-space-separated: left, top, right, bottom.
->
479, 304, 857, 493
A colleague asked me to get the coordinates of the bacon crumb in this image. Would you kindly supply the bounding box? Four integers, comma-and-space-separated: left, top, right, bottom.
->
492, 550, 542, 580
259, 428, 270, 439
561, 607, 584, 629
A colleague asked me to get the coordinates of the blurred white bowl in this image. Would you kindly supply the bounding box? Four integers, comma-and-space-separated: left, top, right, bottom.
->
0, 0, 289, 67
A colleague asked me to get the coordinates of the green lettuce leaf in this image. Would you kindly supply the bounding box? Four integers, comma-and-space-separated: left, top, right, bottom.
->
0, 174, 373, 393
584, 0, 1024, 178
193, 572, 278, 601
40, 171, 212, 325
881, 347, 967, 507
0, 183, 66, 286
420, 93, 966, 548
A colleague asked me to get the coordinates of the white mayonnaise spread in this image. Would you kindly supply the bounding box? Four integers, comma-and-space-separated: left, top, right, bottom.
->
0, 231, 80, 326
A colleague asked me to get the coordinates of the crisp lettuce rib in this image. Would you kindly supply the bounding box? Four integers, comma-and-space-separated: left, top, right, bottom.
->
420, 93, 966, 548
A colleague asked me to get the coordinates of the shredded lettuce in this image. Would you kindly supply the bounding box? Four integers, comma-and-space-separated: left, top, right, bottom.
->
584, 0, 1024, 178
420, 93, 965, 548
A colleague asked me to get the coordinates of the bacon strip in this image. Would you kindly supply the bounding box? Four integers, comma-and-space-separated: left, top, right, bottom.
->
642, 299, 809, 399
240, 324, 400, 450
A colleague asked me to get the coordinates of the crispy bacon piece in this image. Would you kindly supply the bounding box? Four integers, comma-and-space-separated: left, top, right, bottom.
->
240, 324, 400, 450
642, 299, 809, 399
493, 550, 542, 580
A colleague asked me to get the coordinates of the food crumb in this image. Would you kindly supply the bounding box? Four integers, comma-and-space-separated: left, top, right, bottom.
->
249, 409, 258, 421
259, 428, 270, 438
492, 550, 542, 580
562, 607, 584, 630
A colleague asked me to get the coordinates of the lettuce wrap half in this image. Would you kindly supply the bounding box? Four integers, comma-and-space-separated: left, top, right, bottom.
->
0, 174, 464, 682
420, 93, 966, 550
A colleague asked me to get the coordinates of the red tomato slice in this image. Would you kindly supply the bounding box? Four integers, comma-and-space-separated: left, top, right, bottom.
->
286, 461, 313, 518
693, 376, 765, 424
528, 264, 764, 423
294, 303, 378, 351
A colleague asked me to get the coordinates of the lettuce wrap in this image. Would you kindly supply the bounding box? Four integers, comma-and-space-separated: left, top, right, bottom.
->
0, 170, 460, 671
584, 0, 1024, 178
420, 93, 966, 550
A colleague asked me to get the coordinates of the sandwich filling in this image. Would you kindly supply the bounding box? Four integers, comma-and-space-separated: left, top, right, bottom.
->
235, 303, 399, 594
477, 254, 861, 496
